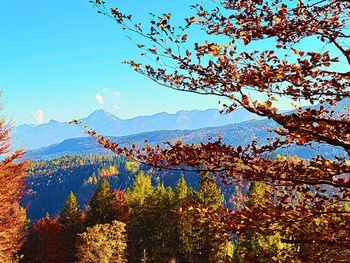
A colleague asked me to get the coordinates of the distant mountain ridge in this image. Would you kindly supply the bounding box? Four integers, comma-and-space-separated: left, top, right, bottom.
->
15, 98, 350, 154
26, 117, 347, 161
13, 108, 258, 150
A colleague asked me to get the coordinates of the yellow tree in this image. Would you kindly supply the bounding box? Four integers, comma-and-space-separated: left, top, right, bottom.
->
76, 220, 127, 263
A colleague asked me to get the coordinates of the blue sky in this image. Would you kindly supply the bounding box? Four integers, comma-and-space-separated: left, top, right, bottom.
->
1, 1, 345, 125
1, 0, 221, 125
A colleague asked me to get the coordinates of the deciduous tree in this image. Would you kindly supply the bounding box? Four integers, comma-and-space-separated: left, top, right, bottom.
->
76, 220, 127, 263
113, 189, 129, 223
84, 0, 350, 260
22, 215, 66, 263
0, 107, 28, 262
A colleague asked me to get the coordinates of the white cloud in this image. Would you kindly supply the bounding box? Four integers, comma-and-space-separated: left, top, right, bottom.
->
112, 104, 120, 110
32, 110, 44, 125
96, 89, 121, 110
95, 93, 105, 105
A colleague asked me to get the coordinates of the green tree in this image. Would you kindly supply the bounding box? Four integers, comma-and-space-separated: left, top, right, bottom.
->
179, 174, 226, 262
126, 171, 154, 261
60, 192, 82, 229
233, 182, 293, 262
196, 173, 224, 207
85, 179, 117, 226
174, 176, 196, 262
59, 192, 82, 262
76, 220, 127, 263
126, 171, 154, 206
174, 175, 189, 204
145, 183, 179, 262
127, 172, 181, 262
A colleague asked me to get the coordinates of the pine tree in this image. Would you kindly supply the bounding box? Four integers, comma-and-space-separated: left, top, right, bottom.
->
128, 178, 180, 262
180, 174, 226, 262
126, 172, 155, 261
233, 182, 293, 262
174, 175, 189, 204
148, 183, 178, 262
85, 179, 117, 227
126, 171, 154, 206
60, 192, 82, 229
196, 173, 224, 207
174, 176, 196, 262
60, 192, 82, 262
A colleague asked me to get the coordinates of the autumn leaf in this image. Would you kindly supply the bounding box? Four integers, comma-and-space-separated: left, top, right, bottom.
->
242, 95, 250, 105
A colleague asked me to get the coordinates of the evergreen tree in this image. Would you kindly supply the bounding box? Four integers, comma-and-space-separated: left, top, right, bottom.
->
60, 192, 82, 229
180, 173, 225, 262
126, 171, 154, 206
174, 176, 195, 261
128, 179, 180, 263
59, 192, 82, 262
196, 173, 224, 207
126, 172, 155, 262
246, 181, 272, 208
147, 183, 179, 262
233, 182, 292, 262
85, 179, 117, 227
174, 175, 189, 204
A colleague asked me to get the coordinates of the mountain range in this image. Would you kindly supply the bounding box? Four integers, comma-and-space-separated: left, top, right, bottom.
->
16, 99, 349, 160
13, 108, 257, 150
26, 117, 346, 161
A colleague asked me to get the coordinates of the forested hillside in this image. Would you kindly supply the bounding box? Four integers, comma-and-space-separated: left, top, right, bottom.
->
23, 155, 236, 221
22, 172, 238, 262
23, 169, 326, 262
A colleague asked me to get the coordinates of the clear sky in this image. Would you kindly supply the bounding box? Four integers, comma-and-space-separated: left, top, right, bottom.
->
1, 1, 344, 125
1, 0, 222, 125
